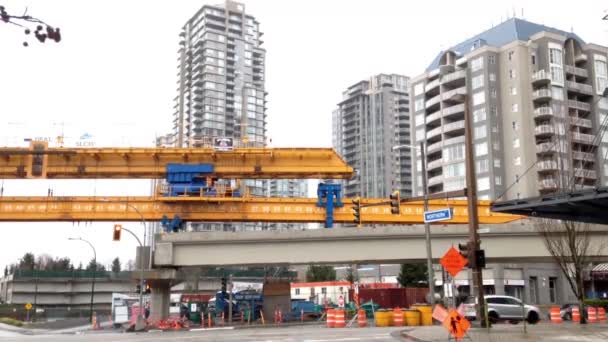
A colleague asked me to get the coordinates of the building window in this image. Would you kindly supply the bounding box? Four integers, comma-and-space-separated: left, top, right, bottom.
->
511, 87, 517, 95
444, 144, 465, 162
488, 55, 495, 64
321, 287, 327, 294
416, 127, 425, 141
495, 176, 502, 186
494, 158, 501, 168
513, 138, 520, 148
531, 54, 536, 65
512, 103, 518, 112
473, 108, 487, 123
474, 125, 487, 139
415, 113, 425, 126
489, 73, 496, 82
508, 51, 514, 61
594, 56, 608, 95
490, 105, 498, 117
415, 98, 425, 111
549, 45, 564, 85
295, 288, 300, 295
514, 156, 521, 165
444, 162, 466, 178
472, 74, 484, 89
473, 91, 486, 106
475, 142, 488, 157
476, 159, 489, 173
552, 86, 564, 101
550, 66, 564, 85
490, 88, 497, 98
509, 69, 516, 79
512, 121, 519, 131
310, 288, 315, 296
477, 177, 490, 191
445, 178, 466, 191
471, 56, 484, 72
549, 277, 558, 303
414, 83, 424, 96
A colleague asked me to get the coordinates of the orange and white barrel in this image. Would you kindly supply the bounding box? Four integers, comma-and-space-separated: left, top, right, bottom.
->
326, 309, 335, 328
572, 306, 581, 322
588, 307, 598, 323
393, 308, 404, 326
598, 307, 607, 323
357, 309, 367, 327
550, 306, 562, 323
334, 309, 346, 328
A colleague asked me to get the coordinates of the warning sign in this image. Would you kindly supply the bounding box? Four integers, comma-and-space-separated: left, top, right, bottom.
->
440, 247, 468, 278
442, 309, 471, 341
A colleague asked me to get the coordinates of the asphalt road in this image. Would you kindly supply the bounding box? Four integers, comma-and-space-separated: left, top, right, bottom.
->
0, 326, 406, 342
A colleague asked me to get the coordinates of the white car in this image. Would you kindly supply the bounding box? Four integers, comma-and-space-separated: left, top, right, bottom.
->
463, 295, 541, 324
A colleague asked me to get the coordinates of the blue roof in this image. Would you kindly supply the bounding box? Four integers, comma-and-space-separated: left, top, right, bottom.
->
426, 18, 585, 71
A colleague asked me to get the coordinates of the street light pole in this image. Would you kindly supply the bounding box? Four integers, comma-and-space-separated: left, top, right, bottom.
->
68, 237, 96, 323
392, 144, 435, 305
119, 226, 146, 331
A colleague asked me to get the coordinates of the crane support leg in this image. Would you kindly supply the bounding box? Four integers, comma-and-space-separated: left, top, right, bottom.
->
316, 183, 343, 228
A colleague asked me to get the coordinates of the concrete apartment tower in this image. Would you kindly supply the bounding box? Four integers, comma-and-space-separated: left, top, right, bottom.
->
410, 18, 608, 201
172, 0, 267, 231
333, 74, 412, 199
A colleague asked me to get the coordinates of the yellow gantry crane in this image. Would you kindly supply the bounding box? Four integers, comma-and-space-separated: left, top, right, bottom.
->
0, 142, 522, 227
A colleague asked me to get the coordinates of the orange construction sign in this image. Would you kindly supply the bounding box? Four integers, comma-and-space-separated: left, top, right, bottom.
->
440, 247, 468, 278
442, 309, 471, 341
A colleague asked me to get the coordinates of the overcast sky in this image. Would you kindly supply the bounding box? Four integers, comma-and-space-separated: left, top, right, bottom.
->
0, 0, 606, 271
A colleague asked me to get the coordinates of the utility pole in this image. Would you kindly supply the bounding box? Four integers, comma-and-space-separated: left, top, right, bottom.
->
419, 141, 435, 306
228, 275, 233, 324
461, 94, 487, 327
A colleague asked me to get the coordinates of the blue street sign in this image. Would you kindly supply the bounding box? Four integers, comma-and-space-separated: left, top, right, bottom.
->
424, 208, 453, 223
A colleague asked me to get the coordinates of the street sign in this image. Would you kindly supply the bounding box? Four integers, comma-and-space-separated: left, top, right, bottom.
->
424, 208, 453, 223
442, 309, 471, 341
440, 247, 468, 278
25, 303, 32, 311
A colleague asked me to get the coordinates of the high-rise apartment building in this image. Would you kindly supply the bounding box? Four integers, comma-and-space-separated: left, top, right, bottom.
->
411, 18, 608, 201
173, 0, 266, 149
172, 0, 266, 231
267, 179, 308, 230
333, 74, 412, 199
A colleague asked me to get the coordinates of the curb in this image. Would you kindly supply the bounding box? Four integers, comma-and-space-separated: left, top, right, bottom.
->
399, 329, 431, 342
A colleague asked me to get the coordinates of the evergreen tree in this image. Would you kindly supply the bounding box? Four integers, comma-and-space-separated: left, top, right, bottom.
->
306, 265, 336, 282
111, 257, 121, 272
397, 263, 428, 288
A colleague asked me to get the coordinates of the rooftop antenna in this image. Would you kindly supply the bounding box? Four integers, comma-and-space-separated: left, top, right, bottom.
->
521, 8, 524, 19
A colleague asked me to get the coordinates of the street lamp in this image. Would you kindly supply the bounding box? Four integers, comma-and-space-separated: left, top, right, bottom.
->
392, 143, 435, 306
100, 199, 147, 331
68, 237, 96, 323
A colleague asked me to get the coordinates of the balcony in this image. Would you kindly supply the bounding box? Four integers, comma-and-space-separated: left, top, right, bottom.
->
441, 69, 467, 86
565, 65, 588, 78
574, 169, 597, 179
571, 132, 597, 145
536, 142, 557, 154
537, 160, 558, 171
533, 107, 553, 119
427, 126, 442, 139
443, 103, 465, 119
442, 87, 467, 102
531, 70, 551, 85
443, 136, 466, 146
568, 100, 591, 112
538, 178, 558, 190
425, 94, 441, 110
443, 120, 466, 135
575, 54, 588, 63
566, 81, 593, 95
426, 158, 443, 171
572, 151, 595, 161
535, 125, 555, 136
426, 110, 442, 125
428, 175, 444, 186
425, 79, 440, 92
570, 116, 593, 128
532, 89, 552, 101
427, 140, 443, 154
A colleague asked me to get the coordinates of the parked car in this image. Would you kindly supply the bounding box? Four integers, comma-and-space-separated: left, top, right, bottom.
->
463, 295, 541, 324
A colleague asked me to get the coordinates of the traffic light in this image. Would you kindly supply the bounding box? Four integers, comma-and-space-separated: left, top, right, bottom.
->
352, 197, 361, 226
389, 191, 400, 215
136, 283, 141, 293
475, 249, 486, 268
28, 141, 48, 178
221, 277, 227, 296
458, 241, 474, 268
145, 283, 151, 294
113, 224, 122, 241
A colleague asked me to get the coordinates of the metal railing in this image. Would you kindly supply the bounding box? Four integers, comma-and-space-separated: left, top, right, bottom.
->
568, 100, 591, 112
441, 69, 467, 84
531, 70, 551, 82
566, 81, 593, 94
571, 132, 596, 144
570, 116, 592, 128
565, 65, 588, 78
535, 125, 555, 135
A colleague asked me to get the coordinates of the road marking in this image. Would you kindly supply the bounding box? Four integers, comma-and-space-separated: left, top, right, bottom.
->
189, 327, 235, 331
303, 337, 388, 342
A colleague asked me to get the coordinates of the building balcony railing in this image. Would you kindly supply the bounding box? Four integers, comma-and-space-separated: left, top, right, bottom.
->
426, 110, 442, 125
568, 100, 591, 112
441, 69, 467, 85
570, 116, 593, 128
443, 120, 466, 134
533, 107, 553, 119
443, 136, 465, 147
572, 151, 595, 161
428, 175, 443, 186
574, 169, 597, 179
535, 125, 555, 136
442, 103, 465, 118
565, 65, 589, 78
532, 89, 552, 101
566, 81, 593, 95
427, 140, 443, 154
427, 126, 442, 139
531, 70, 551, 84
536, 142, 557, 154
537, 160, 559, 171
571, 132, 597, 145
442, 87, 467, 102
425, 94, 441, 109
575, 54, 588, 63
538, 178, 558, 190
425, 79, 440, 92
426, 158, 443, 171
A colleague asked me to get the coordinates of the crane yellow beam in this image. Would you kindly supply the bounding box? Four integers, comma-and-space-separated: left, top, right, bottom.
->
0, 143, 353, 179
0, 196, 522, 224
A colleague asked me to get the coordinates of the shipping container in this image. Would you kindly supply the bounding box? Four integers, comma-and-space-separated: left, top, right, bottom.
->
349, 287, 428, 309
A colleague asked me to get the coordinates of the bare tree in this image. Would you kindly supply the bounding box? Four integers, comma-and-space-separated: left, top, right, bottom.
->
1, 5, 61, 46
536, 219, 602, 324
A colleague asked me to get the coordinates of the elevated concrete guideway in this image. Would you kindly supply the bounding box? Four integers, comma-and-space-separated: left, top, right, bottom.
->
153, 223, 608, 267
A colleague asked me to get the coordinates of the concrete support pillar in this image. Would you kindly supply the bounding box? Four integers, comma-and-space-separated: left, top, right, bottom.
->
494, 264, 505, 295
150, 282, 170, 321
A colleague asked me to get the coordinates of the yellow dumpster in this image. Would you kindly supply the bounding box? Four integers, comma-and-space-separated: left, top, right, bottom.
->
374, 310, 390, 327
412, 304, 433, 326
